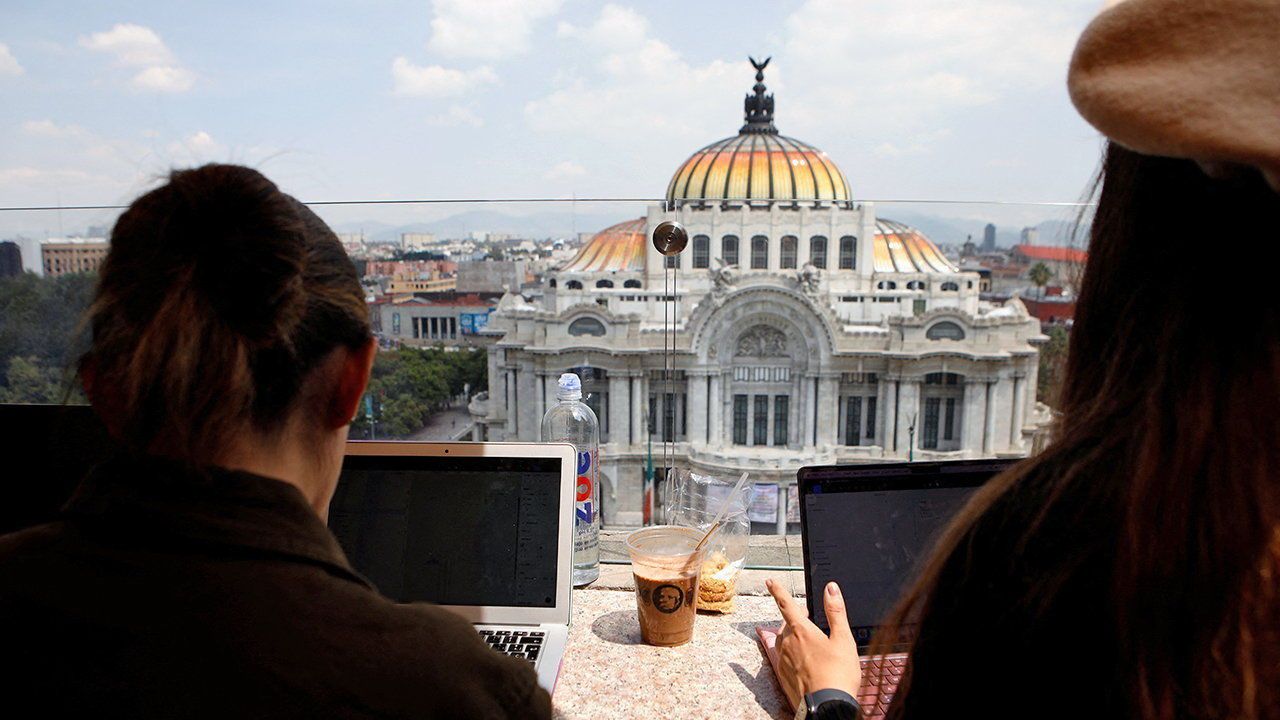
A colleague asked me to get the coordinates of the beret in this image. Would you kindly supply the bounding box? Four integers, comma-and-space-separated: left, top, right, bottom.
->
1068, 0, 1280, 188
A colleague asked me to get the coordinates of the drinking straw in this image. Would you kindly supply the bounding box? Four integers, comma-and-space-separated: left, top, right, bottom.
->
692, 471, 751, 555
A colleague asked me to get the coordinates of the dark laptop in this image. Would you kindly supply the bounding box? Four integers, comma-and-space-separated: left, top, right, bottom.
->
760, 458, 1015, 716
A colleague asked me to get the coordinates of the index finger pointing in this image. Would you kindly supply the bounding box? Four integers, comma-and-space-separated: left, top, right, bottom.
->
766, 578, 810, 628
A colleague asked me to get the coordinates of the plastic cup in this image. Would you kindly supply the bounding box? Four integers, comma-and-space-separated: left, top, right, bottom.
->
625, 525, 707, 647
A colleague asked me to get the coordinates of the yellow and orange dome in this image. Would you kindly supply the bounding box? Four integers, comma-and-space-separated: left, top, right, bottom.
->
560, 218, 647, 273
873, 220, 958, 274
666, 133, 851, 205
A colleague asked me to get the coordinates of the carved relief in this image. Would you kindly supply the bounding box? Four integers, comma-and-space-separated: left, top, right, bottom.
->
735, 325, 789, 357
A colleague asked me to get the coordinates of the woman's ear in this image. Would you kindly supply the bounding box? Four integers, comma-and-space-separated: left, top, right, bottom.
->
327, 338, 376, 430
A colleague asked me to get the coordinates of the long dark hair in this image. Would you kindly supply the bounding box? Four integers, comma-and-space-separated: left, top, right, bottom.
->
81, 164, 371, 464
876, 144, 1280, 718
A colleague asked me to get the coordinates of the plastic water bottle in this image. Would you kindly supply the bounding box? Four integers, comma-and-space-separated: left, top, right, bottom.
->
540, 373, 600, 586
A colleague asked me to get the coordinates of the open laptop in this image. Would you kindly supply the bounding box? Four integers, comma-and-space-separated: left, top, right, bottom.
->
759, 459, 1015, 716
328, 441, 577, 694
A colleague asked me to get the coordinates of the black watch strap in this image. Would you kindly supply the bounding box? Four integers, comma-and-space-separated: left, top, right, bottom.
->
806, 688, 861, 718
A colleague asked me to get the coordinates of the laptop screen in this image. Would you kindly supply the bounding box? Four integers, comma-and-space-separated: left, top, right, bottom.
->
799, 460, 1013, 647
329, 454, 563, 609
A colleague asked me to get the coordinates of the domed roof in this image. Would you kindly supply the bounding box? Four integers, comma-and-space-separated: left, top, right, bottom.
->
666, 58, 852, 206
666, 133, 852, 205
873, 219, 959, 274
560, 218, 647, 273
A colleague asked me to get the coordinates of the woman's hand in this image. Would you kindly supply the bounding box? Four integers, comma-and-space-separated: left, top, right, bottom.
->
766, 578, 862, 708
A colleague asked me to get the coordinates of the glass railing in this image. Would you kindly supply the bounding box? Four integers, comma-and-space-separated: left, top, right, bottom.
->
1, 196, 1087, 568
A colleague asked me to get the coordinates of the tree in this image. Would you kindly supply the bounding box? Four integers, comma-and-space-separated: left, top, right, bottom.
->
1028, 262, 1053, 295
349, 346, 489, 439
0, 273, 95, 403
1037, 325, 1070, 408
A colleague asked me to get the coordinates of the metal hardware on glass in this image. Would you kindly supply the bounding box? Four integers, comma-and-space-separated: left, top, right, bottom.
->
651, 221, 688, 257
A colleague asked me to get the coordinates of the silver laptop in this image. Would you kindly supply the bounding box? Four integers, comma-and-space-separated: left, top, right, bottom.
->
328, 441, 576, 693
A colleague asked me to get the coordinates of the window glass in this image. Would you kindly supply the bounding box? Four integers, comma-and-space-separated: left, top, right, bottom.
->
750, 235, 768, 269
722, 235, 740, 266
809, 236, 828, 268
780, 236, 798, 269
692, 235, 710, 269
838, 236, 856, 270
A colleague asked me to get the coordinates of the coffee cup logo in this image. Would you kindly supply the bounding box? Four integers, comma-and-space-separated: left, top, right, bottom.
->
652, 583, 684, 614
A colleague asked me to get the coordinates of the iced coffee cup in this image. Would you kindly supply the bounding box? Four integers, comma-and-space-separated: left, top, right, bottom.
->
625, 525, 707, 647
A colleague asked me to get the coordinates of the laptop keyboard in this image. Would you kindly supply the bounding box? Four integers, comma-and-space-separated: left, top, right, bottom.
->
857, 654, 907, 718
478, 628, 544, 666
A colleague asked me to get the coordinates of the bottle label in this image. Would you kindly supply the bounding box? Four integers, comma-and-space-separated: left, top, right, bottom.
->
574, 448, 598, 551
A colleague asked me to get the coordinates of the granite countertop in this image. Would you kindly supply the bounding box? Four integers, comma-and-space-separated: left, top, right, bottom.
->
552, 589, 794, 720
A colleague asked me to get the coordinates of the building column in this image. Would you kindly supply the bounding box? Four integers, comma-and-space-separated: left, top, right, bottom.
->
963, 378, 987, 454
799, 374, 815, 448
708, 372, 723, 447
534, 371, 546, 430
1010, 372, 1027, 451
816, 374, 839, 447
630, 372, 647, 446
896, 377, 921, 456
685, 369, 708, 448
882, 377, 898, 455
609, 373, 629, 448
983, 381, 996, 454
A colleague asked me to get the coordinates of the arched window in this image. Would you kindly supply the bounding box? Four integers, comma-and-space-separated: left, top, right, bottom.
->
549, 278, 557, 288
565, 280, 583, 290
906, 280, 925, 290
838, 236, 856, 270
750, 235, 768, 269
595, 279, 614, 288
876, 280, 898, 290
722, 235, 740, 266
780, 236, 798, 269
941, 281, 959, 291
925, 321, 966, 341
568, 317, 607, 337
809, 236, 828, 268
623, 279, 642, 289
692, 235, 710, 268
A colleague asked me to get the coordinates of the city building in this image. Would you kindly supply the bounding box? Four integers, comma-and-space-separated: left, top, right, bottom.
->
982, 223, 997, 252
376, 292, 500, 348
41, 238, 109, 277
456, 260, 529, 293
1011, 244, 1088, 290
473, 61, 1051, 529
1020, 226, 1040, 244
0, 241, 22, 278
400, 232, 437, 251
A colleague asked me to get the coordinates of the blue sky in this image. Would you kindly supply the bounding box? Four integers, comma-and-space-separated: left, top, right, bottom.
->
0, 0, 1104, 236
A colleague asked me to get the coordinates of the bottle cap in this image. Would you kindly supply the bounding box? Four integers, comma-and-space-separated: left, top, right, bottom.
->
557, 373, 582, 400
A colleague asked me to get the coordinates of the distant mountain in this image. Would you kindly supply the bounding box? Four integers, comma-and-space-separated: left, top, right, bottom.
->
331, 209, 634, 244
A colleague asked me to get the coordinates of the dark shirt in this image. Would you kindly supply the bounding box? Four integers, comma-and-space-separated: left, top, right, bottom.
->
0, 455, 552, 719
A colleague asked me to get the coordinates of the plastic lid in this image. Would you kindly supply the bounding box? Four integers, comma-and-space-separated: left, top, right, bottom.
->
557, 373, 582, 399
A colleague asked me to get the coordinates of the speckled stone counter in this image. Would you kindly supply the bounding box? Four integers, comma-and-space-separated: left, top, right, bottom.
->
552, 589, 792, 720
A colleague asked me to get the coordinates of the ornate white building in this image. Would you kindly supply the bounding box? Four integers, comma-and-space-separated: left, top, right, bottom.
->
473, 60, 1049, 529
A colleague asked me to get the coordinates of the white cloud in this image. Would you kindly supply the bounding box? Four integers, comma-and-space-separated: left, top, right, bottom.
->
131, 65, 194, 92
0, 43, 23, 76
80, 23, 194, 93
391, 57, 497, 97
544, 161, 586, 180
780, 0, 1092, 134
525, 5, 738, 147
428, 0, 563, 60
21, 120, 87, 138
426, 105, 484, 127
166, 130, 224, 160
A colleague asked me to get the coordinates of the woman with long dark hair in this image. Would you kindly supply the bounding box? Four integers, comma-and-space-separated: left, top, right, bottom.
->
0, 165, 552, 718
769, 1, 1280, 718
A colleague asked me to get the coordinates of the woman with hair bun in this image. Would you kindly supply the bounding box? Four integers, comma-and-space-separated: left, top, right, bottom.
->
0, 165, 552, 718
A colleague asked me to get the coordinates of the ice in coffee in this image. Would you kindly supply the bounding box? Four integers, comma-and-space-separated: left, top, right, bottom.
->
625, 526, 707, 647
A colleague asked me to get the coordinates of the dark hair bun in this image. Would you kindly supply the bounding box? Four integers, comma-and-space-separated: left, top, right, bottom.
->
164, 164, 307, 345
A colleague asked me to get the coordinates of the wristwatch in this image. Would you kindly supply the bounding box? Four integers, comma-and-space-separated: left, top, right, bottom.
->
793, 688, 861, 719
